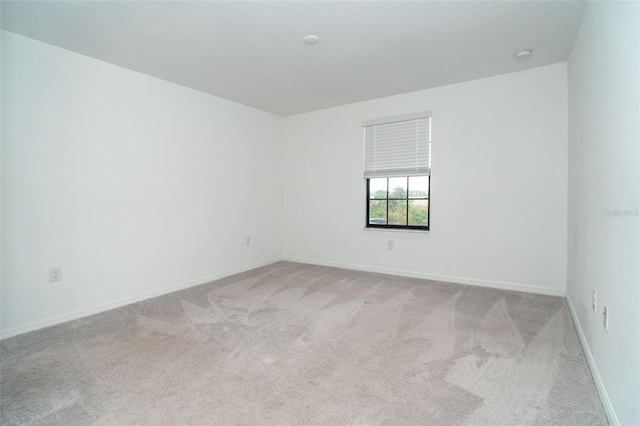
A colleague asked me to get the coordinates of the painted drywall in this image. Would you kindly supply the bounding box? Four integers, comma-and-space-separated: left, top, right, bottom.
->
1, 31, 284, 337
0, 28, 4, 333
567, 2, 640, 425
283, 63, 568, 295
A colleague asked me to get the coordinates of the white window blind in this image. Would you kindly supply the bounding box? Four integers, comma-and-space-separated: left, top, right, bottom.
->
363, 112, 431, 179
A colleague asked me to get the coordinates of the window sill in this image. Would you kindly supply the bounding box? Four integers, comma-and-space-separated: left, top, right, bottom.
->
362, 227, 429, 234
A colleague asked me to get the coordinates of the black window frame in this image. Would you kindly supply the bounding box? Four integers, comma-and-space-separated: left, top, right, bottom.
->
366, 175, 431, 231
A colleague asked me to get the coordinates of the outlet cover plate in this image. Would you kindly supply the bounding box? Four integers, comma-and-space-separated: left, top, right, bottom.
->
49, 267, 62, 282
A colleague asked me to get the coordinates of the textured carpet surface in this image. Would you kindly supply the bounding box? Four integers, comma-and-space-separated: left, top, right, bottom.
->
1, 261, 607, 425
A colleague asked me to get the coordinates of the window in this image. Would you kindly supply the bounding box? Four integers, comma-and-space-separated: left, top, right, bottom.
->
363, 112, 431, 230
367, 176, 430, 228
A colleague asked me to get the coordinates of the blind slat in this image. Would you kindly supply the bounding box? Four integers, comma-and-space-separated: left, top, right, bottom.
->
363, 116, 431, 178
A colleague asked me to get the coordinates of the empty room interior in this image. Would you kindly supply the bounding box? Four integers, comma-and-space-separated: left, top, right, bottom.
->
1, 1, 639, 425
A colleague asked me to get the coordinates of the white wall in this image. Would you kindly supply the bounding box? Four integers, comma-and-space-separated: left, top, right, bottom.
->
1, 31, 284, 337
567, 2, 639, 425
283, 63, 568, 296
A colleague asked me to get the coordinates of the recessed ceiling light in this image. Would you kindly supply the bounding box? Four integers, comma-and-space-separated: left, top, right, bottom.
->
303, 35, 319, 45
514, 49, 533, 61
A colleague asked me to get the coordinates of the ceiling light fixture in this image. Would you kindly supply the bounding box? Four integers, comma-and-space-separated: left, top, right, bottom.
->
514, 49, 533, 61
303, 35, 319, 45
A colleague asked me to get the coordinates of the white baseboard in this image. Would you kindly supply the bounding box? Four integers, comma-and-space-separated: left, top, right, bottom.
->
565, 293, 619, 426
1, 256, 565, 340
0, 257, 283, 340
283, 256, 566, 297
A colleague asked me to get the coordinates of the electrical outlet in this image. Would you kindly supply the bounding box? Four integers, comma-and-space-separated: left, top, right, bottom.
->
603, 305, 609, 331
592, 289, 597, 312
387, 240, 394, 250
49, 267, 62, 282
246, 237, 251, 246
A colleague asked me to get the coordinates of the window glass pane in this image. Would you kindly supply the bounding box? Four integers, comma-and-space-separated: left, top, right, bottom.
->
369, 178, 388, 199
409, 176, 429, 198
388, 177, 407, 199
408, 200, 429, 226
388, 200, 407, 225
369, 200, 387, 225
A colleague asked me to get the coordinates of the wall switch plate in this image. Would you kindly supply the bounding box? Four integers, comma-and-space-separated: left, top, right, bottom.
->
387, 240, 394, 250
592, 289, 597, 312
603, 305, 609, 331
49, 267, 62, 282
245, 237, 251, 246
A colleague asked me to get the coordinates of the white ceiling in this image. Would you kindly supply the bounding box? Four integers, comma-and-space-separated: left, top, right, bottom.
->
1, 1, 586, 116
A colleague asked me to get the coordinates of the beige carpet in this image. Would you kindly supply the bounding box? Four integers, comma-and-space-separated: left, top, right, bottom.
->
1, 261, 607, 425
